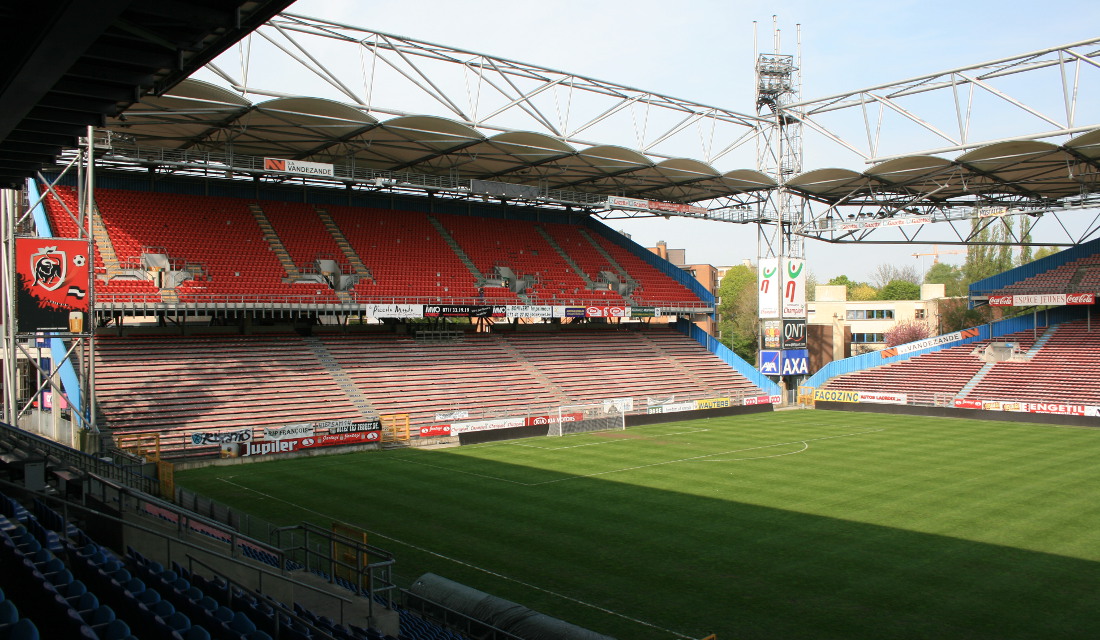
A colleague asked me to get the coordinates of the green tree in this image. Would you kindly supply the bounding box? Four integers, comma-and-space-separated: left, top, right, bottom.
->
716, 264, 759, 363
850, 283, 878, 301
1033, 246, 1059, 261
879, 279, 921, 300
924, 262, 965, 297
962, 217, 1017, 286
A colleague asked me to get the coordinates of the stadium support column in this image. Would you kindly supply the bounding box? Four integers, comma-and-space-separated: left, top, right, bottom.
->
754, 19, 808, 391
1, 189, 17, 424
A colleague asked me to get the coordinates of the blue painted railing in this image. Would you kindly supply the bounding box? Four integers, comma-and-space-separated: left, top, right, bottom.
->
676, 320, 782, 396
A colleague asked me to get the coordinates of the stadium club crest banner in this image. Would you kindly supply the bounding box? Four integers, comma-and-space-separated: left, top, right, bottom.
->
16, 238, 90, 313
781, 258, 806, 318
758, 259, 780, 318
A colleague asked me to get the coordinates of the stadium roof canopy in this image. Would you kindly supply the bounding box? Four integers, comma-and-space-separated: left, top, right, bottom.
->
104, 79, 1100, 209
789, 133, 1100, 206
0, 0, 295, 188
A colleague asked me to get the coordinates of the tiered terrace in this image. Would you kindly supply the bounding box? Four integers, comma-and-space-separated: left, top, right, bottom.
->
960, 320, 1100, 405
94, 334, 362, 458
818, 330, 1041, 405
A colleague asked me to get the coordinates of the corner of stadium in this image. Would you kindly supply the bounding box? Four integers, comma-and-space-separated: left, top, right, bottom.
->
2, 3, 1100, 640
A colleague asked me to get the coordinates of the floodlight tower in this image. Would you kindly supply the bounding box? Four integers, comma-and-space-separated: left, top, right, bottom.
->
755, 17, 804, 261
753, 18, 809, 383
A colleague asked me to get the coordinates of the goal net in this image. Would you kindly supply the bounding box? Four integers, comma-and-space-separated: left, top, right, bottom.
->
549, 402, 626, 437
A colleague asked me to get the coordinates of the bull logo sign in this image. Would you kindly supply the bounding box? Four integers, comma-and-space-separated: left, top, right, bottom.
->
15, 238, 90, 312
31, 246, 67, 291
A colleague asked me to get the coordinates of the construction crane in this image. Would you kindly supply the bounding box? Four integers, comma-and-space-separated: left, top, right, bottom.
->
912, 245, 966, 264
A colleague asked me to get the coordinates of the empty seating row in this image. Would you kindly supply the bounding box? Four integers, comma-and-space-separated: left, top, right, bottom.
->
38, 186, 704, 308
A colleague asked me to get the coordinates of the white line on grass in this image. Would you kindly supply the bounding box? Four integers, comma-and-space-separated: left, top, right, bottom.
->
389, 428, 887, 486
216, 477, 696, 640
529, 428, 886, 485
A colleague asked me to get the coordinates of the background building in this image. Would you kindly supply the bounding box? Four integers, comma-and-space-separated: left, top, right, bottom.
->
807, 284, 948, 370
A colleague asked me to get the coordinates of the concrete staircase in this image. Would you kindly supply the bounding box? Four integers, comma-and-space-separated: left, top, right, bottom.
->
303, 337, 379, 419
248, 203, 299, 280
427, 215, 484, 281
314, 206, 373, 283
579, 228, 632, 283
956, 362, 996, 399
90, 206, 122, 277
956, 325, 1060, 399
534, 225, 597, 289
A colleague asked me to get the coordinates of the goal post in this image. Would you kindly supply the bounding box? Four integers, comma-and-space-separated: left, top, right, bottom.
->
549, 402, 626, 436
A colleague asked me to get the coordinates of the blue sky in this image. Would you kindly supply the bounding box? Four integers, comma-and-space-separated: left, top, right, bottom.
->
252, 0, 1100, 281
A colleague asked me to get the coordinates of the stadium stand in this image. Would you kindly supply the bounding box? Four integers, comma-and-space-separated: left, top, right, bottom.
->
0, 430, 486, 640
38, 186, 708, 308
89, 327, 771, 458
94, 334, 366, 458
957, 320, 1100, 405
817, 329, 1041, 405
992, 254, 1100, 296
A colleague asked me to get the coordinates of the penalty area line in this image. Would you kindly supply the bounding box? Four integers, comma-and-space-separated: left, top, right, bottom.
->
215, 478, 696, 640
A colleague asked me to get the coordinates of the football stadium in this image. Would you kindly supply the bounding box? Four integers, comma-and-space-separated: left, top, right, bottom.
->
2, 3, 1100, 639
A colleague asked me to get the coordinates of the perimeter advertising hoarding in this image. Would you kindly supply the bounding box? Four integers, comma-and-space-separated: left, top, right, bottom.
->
423, 305, 506, 318
241, 430, 380, 457
813, 390, 908, 405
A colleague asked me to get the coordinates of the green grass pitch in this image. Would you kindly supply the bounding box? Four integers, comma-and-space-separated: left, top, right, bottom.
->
176, 410, 1100, 640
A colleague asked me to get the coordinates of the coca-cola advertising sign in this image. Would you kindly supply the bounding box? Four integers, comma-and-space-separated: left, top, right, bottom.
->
991, 293, 1095, 307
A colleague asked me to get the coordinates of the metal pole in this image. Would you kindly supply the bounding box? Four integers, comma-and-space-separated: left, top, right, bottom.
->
85, 126, 98, 434
1, 188, 16, 426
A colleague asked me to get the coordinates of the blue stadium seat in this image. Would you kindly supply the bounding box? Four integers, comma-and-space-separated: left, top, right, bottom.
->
0, 618, 41, 640
0, 600, 18, 625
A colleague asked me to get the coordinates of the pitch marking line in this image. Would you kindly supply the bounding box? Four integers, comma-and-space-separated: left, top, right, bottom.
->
216, 477, 696, 640
529, 428, 886, 485
389, 428, 886, 487
510, 426, 712, 451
